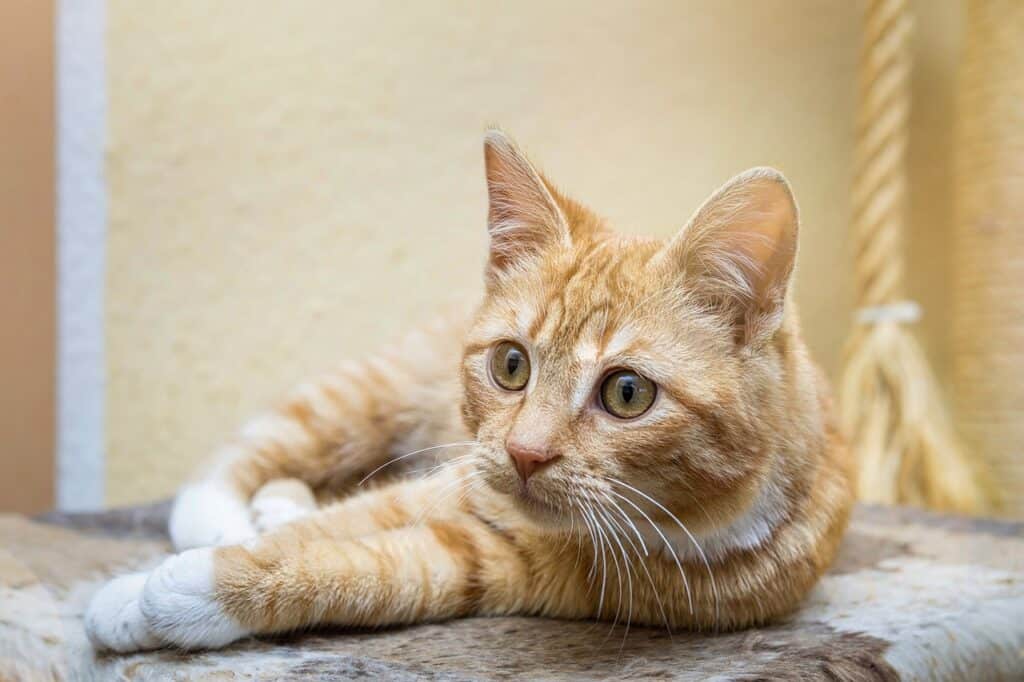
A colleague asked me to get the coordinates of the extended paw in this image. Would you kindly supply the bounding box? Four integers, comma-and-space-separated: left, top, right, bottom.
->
85, 572, 161, 653
139, 548, 250, 651
251, 478, 317, 533
86, 549, 251, 653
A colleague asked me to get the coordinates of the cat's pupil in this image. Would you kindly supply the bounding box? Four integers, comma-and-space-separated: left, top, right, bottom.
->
620, 379, 635, 403
490, 342, 530, 391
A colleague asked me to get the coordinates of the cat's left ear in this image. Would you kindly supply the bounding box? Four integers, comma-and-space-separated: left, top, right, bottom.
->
483, 130, 571, 281
658, 167, 799, 347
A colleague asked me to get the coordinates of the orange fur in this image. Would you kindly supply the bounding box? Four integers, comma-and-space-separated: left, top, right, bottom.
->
88, 131, 853, 652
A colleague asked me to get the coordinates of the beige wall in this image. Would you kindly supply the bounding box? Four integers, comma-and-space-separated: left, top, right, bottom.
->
106, 1, 960, 505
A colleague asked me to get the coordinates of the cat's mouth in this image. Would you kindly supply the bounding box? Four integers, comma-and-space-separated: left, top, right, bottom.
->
512, 484, 562, 515
480, 463, 567, 519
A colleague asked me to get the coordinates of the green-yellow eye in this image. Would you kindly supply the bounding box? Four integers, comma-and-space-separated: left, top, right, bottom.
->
490, 341, 531, 391
600, 370, 656, 419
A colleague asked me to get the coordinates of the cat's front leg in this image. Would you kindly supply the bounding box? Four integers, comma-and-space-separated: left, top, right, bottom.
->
86, 525, 511, 652
87, 471, 459, 652
88, 493, 579, 652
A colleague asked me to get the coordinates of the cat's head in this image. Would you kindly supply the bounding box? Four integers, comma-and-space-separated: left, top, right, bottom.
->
461, 131, 811, 533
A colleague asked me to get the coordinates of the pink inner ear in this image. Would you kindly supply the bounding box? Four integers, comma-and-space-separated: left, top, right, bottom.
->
483, 132, 569, 274
733, 179, 798, 300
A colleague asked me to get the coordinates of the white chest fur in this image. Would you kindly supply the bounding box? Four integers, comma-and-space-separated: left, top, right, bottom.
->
633, 475, 787, 564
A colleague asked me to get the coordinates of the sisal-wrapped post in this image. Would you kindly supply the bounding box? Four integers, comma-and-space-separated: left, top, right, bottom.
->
952, 0, 1024, 517
839, 0, 988, 513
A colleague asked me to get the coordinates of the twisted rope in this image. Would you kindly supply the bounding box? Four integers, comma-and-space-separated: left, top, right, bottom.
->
839, 0, 988, 512
851, 0, 912, 310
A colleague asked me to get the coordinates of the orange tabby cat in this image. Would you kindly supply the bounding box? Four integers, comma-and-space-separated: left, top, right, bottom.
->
86, 131, 853, 653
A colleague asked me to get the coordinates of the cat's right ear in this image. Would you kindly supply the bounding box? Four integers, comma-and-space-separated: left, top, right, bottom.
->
483, 130, 571, 280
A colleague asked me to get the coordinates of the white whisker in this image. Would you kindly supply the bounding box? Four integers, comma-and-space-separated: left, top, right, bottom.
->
358, 441, 478, 486
411, 469, 483, 527
601, 492, 672, 637
572, 498, 600, 588
608, 477, 720, 628
589, 501, 624, 632
561, 507, 582, 568
415, 452, 481, 479
601, 491, 649, 556
582, 501, 609, 617
607, 489, 693, 615
592, 501, 634, 649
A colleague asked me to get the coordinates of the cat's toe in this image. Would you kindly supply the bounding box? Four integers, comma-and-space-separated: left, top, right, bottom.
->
251, 478, 317, 533
85, 572, 162, 653
140, 548, 250, 650
251, 495, 311, 532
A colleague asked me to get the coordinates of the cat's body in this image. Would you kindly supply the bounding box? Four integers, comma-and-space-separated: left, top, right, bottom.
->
86, 132, 853, 653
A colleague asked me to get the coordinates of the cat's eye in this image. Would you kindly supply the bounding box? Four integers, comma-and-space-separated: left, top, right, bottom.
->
600, 370, 656, 419
490, 341, 531, 391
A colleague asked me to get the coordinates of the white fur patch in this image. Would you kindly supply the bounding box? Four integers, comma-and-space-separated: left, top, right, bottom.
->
169, 482, 257, 551
686, 476, 786, 560
140, 548, 250, 650
569, 364, 601, 411
251, 490, 315, 533
604, 324, 639, 357
514, 303, 539, 339
575, 340, 600, 364
635, 474, 785, 563
84, 572, 161, 653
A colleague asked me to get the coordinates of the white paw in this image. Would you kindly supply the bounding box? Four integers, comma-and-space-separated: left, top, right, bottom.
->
251, 495, 312, 533
251, 479, 317, 533
169, 483, 257, 551
85, 572, 162, 653
140, 548, 250, 650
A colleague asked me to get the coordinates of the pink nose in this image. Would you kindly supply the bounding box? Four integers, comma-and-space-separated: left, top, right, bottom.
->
506, 440, 561, 483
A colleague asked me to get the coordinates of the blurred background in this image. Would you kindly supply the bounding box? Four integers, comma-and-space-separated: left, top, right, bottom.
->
4, 1, 1017, 515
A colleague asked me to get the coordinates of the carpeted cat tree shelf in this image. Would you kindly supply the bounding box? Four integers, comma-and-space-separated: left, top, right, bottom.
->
2, 503, 1021, 680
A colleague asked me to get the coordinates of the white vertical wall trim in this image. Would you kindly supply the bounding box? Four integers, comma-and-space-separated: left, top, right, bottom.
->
57, 0, 106, 510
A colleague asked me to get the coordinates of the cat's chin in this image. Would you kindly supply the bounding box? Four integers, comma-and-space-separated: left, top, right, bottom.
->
508, 485, 572, 528
480, 469, 572, 526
